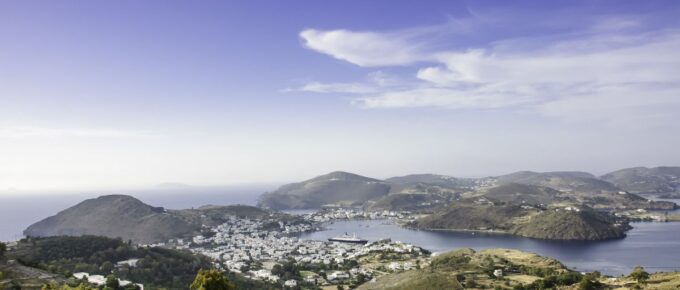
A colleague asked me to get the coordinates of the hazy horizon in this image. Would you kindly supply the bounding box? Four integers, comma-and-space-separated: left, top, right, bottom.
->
2, 165, 677, 195
2, 0, 680, 193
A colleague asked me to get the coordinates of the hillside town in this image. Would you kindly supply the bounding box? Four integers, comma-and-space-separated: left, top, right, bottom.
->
167, 213, 429, 288
302, 208, 414, 223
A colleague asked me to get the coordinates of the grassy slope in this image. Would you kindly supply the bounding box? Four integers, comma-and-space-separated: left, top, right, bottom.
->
358, 248, 568, 290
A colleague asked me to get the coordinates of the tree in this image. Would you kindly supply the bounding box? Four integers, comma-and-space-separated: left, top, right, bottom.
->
101, 261, 115, 273
629, 266, 650, 284
577, 277, 600, 290
9, 280, 22, 290
465, 278, 477, 288
190, 269, 235, 290
105, 274, 120, 290
354, 273, 367, 284
272, 264, 283, 276
0, 241, 6, 257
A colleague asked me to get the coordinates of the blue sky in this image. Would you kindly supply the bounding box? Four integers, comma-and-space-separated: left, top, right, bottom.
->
1, 1, 680, 192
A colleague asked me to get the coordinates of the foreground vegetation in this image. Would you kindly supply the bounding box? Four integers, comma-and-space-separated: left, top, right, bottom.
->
359, 248, 680, 290
8, 236, 210, 289
4, 237, 680, 289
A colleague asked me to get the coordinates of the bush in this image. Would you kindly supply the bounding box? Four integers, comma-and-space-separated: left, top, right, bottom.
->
190, 269, 235, 290
629, 266, 650, 284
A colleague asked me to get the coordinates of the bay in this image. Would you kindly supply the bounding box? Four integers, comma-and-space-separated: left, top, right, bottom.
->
297, 219, 680, 276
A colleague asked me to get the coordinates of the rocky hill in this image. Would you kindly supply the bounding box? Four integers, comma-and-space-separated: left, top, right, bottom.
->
24, 195, 196, 244
24, 195, 278, 244
601, 166, 680, 193
413, 202, 629, 241
257, 171, 390, 209
510, 209, 630, 240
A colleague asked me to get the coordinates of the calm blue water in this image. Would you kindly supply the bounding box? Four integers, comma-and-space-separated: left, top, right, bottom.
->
0, 186, 267, 242
297, 219, 680, 276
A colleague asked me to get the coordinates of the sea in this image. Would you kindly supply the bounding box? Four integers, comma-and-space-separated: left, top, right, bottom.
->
1, 191, 679, 277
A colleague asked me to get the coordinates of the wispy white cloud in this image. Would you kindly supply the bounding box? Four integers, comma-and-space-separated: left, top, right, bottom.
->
299, 19, 680, 124
283, 71, 403, 94
299, 29, 429, 67
286, 82, 378, 94
0, 126, 158, 139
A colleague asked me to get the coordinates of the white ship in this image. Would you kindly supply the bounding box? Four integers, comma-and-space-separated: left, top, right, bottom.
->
328, 232, 368, 244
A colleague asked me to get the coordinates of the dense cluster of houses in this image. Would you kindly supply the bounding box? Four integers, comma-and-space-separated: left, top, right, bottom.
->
303, 208, 411, 223
180, 214, 427, 287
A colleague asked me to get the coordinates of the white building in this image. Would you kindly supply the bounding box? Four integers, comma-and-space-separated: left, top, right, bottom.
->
494, 269, 504, 277
328, 271, 350, 281
116, 258, 139, 267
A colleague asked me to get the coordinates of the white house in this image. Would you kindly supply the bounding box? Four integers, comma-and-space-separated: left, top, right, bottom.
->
116, 258, 139, 268
328, 271, 350, 281
493, 269, 504, 277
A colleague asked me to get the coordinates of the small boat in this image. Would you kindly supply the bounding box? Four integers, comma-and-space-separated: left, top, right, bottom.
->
328, 232, 369, 244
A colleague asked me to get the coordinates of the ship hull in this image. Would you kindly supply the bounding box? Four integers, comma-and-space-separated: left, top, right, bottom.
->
328, 238, 368, 244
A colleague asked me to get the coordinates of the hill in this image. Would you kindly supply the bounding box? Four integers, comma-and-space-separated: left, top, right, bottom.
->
413, 202, 629, 241
257, 171, 390, 209
482, 171, 676, 210
385, 174, 477, 189
24, 195, 196, 244
601, 166, 680, 193
413, 203, 528, 232
481, 183, 564, 206
256, 169, 680, 210
493, 171, 620, 193
24, 195, 279, 244
367, 193, 448, 211
358, 248, 572, 290
510, 209, 629, 240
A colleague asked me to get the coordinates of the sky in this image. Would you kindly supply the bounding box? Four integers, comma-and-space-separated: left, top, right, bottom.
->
1, 0, 680, 193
